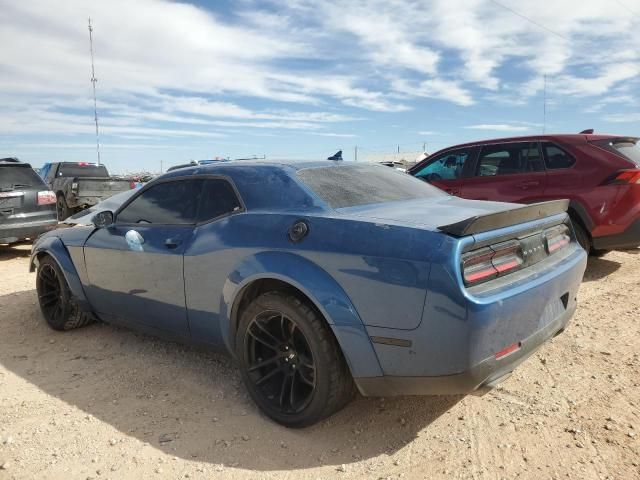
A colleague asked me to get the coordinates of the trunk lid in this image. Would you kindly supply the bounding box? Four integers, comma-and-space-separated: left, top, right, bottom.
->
336, 196, 521, 231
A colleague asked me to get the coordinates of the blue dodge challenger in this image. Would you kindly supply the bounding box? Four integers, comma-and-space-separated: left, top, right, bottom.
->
30, 161, 587, 427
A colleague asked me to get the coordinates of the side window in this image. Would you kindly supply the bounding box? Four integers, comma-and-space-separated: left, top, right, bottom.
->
117, 179, 204, 225
197, 179, 242, 222
414, 149, 470, 181
543, 143, 576, 169
477, 142, 544, 177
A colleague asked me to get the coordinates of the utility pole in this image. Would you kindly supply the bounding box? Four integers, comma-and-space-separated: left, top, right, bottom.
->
88, 17, 101, 165
543, 74, 547, 134
354, 145, 358, 162
397, 145, 400, 154
423, 142, 426, 152
160, 160, 163, 173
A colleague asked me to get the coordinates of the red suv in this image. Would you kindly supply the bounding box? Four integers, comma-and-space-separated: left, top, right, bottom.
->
408, 134, 640, 254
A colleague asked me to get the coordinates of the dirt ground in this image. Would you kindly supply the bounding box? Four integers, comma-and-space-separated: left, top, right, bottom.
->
0, 244, 638, 480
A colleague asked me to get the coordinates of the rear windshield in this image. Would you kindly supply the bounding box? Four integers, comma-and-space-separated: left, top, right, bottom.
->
58, 164, 109, 178
594, 138, 640, 166
297, 163, 446, 209
0, 165, 44, 190
612, 140, 640, 166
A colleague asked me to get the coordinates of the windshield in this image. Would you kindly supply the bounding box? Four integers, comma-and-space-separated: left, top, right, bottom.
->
0, 165, 44, 190
58, 164, 109, 178
297, 163, 446, 209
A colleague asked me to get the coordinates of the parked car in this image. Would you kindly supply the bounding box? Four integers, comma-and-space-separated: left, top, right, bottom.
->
40, 162, 135, 220
408, 133, 640, 254
30, 161, 587, 427
0, 158, 57, 245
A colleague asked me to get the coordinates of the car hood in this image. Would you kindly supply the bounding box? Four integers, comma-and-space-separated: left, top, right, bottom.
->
335, 196, 519, 231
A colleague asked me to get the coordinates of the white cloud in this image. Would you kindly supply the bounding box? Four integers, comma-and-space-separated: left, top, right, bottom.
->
465, 124, 531, 132
310, 132, 356, 138
392, 79, 474, 106
1, 0, 639, 149
603, 113, 640, 123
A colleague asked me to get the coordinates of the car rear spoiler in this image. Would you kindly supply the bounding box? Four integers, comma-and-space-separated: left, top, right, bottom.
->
437, 199, 569, 237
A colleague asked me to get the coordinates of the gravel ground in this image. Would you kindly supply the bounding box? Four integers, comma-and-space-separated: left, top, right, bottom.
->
0, 243, 638, 479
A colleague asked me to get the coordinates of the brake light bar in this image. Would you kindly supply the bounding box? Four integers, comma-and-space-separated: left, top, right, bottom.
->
602, 169, 640, 185
37, 191, 56, 205
462, 226, 571, 287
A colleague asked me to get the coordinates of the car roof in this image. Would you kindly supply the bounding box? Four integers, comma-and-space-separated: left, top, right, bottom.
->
0, 157, 31, 167
409, 133, 635, 171
430, 133, 629, 152
161, 159, 347, 178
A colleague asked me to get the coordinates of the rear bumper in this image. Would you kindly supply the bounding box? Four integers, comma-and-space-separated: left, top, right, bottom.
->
592, 219, 640, 250
356, 303, 573, 396
0, 218, 58, 244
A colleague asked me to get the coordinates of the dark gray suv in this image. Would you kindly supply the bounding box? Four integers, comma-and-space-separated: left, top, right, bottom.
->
1, 158, 57, 245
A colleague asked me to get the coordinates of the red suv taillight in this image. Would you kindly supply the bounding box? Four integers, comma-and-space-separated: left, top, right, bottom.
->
602, 169, 640, 185
462, 240, 524, 286
37, 191, 56, 205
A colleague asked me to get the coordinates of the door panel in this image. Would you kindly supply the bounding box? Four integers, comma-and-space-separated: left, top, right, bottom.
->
84, 223, 193, 336
461, 172, 547, 202
461, 141, 547, 203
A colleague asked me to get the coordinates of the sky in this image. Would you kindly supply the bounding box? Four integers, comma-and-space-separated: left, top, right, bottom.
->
1, 0, 639, 173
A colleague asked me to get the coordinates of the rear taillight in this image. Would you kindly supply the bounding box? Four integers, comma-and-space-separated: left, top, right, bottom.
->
37, 191, 56, 205
462, 240, 524, 286
463, 247, 497, 284
462, 225, 573, 287
545, 225, 570, 254
602, 169, 640, 185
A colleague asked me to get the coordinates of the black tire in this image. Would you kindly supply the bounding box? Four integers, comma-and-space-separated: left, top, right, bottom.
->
236, 291, 355, 428
572, 220, 591, 253
590, 249, 609, 258
56, 195, 70, 220
36, 255, 94, 331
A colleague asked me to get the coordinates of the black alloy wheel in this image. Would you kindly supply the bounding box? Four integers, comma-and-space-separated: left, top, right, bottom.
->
244, 310, 316, 414
37, 262, 64, 325
236, 291, 355, 427
36, 255, 94, 331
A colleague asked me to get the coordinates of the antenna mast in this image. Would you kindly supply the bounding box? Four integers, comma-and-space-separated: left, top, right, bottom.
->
542, 74, 547, 134
88, 17, 101, 165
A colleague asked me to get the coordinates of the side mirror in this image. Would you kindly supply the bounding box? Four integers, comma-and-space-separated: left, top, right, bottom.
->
92, 210, 114, 228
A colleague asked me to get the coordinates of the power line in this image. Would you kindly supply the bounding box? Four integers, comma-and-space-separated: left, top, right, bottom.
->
488, 0, 568, 40
88, 17, 101, 165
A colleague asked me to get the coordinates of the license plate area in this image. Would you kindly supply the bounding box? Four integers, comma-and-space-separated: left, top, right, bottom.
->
0, 192, 24, 209
538, 294, 567, 329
